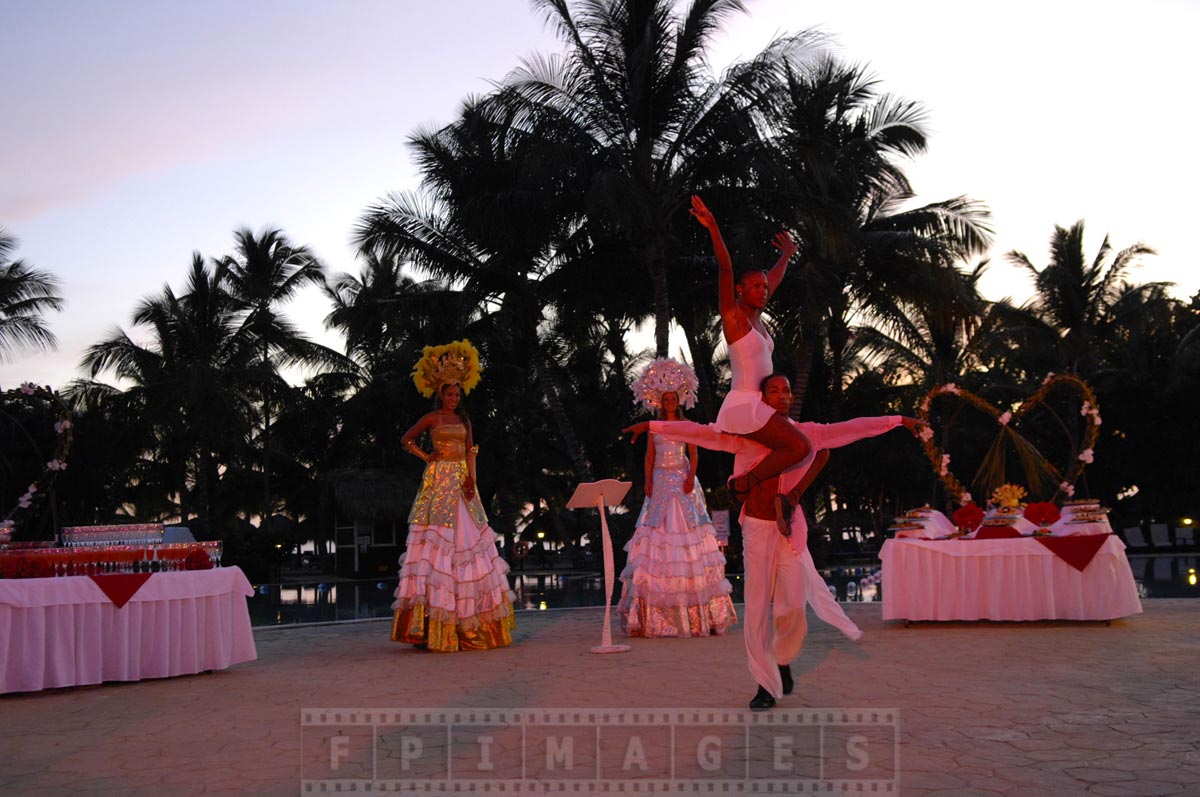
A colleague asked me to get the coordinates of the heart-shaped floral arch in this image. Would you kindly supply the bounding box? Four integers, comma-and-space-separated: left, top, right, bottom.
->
916, 373, 1101, 506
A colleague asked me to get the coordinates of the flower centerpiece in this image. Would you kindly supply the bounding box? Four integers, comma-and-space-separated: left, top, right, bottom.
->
990, 483, 1027, 513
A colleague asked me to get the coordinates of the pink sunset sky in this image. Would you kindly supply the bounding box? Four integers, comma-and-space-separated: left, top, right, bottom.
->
3, 0, 1197, 388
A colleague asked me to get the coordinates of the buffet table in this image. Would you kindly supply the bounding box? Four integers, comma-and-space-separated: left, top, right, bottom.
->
879, 535, 1143, 622
0, 567, 257, 693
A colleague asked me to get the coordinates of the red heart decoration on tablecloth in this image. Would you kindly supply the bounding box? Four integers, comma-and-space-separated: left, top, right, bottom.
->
917, 374, 1101, 505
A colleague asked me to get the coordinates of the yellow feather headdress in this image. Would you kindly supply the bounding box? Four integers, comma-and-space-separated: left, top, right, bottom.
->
412, 339, 482, 398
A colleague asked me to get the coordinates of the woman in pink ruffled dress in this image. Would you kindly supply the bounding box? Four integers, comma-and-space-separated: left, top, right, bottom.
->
617, 359, 737, 637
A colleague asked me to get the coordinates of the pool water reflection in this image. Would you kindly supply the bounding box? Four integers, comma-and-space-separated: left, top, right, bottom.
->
1129, 555, 1199, 598
250, 567, 878, 627
247, 556, 1197, 627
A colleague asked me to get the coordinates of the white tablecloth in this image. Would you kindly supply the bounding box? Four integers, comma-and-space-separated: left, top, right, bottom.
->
0, 567, 257, 693
879, 536, 1143, 622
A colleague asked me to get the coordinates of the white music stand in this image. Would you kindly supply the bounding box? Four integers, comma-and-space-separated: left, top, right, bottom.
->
568, 479, 632, 654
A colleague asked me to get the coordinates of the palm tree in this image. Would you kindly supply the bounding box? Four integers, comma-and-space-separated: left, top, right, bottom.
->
0, 229, 64, 361
220, 227, 330, 525
1007, 220, 1158, 374
356, 97, 599, 484
324, 251, 470, 382
498, 0, 826, 356
853, 260, 1026, 391
74, 254, 259, 525
746, 57, 994, 418
323, 251, 473, 469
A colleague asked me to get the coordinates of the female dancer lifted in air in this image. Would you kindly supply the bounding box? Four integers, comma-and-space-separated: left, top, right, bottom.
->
690, 195, 810, 507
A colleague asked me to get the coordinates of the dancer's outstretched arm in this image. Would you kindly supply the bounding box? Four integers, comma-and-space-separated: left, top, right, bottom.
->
802, 416, 918, 452
624, 419, 755, 455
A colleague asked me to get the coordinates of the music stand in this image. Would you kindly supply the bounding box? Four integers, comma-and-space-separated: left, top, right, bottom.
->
567, 479, 632, 654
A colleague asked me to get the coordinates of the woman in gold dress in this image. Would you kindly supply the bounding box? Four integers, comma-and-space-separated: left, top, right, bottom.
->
391, 340, 515, 652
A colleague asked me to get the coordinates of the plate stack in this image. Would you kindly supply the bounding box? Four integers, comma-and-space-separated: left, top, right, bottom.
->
1061, 499, 1108, 525
888, 506, 935, 537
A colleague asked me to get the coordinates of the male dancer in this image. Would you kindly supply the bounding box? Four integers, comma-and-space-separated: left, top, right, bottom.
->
627, 374, 920, 710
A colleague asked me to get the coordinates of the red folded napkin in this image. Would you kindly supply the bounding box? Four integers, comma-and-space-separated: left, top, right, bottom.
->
972, 526, 1023, 540
88, 573, 153, 608
1036, 534, 1110, 572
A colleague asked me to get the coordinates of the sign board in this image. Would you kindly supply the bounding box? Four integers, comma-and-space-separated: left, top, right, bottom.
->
710, 509, 730, 544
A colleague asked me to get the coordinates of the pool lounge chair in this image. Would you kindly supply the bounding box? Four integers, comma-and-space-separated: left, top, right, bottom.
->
1121, 526, 1148, 549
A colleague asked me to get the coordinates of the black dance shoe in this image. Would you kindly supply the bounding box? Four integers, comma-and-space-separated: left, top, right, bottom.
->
728, 472, 755, 504
749, 686, 775, 711
779, 664, 794, 695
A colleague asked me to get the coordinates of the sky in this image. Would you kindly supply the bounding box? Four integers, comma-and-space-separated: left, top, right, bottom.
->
3, 0, 1197, 389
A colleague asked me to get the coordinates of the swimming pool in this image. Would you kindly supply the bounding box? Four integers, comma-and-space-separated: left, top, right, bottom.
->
255, 565, 906, 626
247, 556, 1196, 627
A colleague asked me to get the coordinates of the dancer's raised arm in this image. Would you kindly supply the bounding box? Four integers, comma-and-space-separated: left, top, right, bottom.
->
691, 195, 748, 342
766, 231, 798, 295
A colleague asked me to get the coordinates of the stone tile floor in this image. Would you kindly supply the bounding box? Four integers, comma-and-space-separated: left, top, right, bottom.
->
1, 601, 1197, 795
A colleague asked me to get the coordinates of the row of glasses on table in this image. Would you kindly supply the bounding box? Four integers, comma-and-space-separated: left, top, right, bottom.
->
60, 524, 165, 548
2, 541, 223, 576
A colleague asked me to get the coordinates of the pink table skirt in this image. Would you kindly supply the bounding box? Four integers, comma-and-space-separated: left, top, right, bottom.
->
879, 536, 1143, 622
0, 567, 257, 693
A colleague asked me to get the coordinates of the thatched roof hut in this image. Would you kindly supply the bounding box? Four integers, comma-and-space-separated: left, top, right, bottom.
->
320, 468, 417, 524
